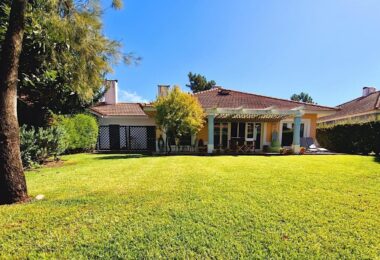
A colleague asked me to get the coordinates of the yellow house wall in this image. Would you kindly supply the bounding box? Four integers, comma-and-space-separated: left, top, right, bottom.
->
197, 124, 208, 143
265, 122, 280, 143
156, 128, 163, 139
265, 114, 317, 143
150, 113, 317, 145
302, 114, 317, 139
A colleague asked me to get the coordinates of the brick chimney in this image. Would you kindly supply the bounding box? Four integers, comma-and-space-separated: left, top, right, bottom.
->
362, 86, 376, 97
104, 80, 118, 104
158, 85, 170, 97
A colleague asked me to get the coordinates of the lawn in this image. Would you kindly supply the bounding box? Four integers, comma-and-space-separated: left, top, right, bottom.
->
0, 154, 379, 258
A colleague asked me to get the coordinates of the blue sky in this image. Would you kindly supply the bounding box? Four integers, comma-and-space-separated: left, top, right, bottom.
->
101, 0, 380, 106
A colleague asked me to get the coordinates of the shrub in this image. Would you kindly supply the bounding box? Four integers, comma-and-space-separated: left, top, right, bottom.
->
317, 122, 380, 155
269, 130, 281, 152
20, 125, 69, 168
280, 148, 293, 155
52, 114, 98, 152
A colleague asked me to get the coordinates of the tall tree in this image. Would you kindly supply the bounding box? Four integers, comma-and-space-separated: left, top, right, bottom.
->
0, 0, 135, 126
155, 86, 205, 152
0, 0, 28, 204
186, 72, 216, 93
0, 0, 125, 205
290, 92, 315, 104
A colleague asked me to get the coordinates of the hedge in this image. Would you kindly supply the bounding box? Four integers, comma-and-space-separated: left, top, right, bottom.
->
20, 113, 98, 168
52, 114, 99, 152
317, 122, 380, 154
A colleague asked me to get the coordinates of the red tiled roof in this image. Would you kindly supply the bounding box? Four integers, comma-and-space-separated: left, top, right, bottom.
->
194, 87, 337, 111
90, 103, 147, 116
91, 87, 337, 116
319, 91, 380, 122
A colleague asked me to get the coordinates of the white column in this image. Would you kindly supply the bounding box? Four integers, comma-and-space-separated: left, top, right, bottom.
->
207, 115, 215, 153
292, 116, 302, 153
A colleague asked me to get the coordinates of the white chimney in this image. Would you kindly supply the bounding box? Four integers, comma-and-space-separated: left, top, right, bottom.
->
362, 86, 376, 97
158, 85, 170, 97
104, 80, 118, 104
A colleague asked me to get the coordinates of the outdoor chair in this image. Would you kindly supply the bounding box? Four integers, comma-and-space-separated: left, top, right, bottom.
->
198, 139, 207, 153
229, 140, 238, 153
245, 141, 255, 153
300, 137, 329, 153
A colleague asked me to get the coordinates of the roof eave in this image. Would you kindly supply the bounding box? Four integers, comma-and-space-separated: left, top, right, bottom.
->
318, 110, 379, 123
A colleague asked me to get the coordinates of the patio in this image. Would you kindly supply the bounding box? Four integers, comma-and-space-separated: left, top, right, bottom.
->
205, 106, 304, 154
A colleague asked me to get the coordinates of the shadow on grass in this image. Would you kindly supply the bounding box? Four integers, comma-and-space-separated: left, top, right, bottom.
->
374, 156, 380, 164
95, 154, 148, 160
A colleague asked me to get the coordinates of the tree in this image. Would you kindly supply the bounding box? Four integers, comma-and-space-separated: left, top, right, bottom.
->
0, 0, 29, 204
186, 72, 216, 93
0, 0, 135, 126
0, 0, 124, 205
154, 86, 205, 152
290, 92, 315, 104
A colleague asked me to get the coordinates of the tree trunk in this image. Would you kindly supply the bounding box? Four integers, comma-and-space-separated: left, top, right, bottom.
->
0, 0, 28, 205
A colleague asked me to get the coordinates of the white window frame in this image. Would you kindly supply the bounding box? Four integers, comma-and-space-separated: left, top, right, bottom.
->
214, 122, 229, 148
245, 122, 263, 150
246, 122, 255, 141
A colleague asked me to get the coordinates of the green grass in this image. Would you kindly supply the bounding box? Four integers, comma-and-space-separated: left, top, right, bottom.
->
0, 154, 379, 259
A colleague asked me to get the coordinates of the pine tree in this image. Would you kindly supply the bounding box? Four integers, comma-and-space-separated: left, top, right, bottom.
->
290, 92, 315, 104
186, 72, 216, 93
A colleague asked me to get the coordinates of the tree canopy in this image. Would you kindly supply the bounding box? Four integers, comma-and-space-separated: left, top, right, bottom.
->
186, 72, 216, 93
290, 92, 315, 104
154, 86, 205, 142
0, 0, 127, 205
0, 0, 133, 126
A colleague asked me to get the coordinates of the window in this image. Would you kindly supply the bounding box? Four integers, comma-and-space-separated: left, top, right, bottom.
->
246, 123, 262, 148
255, 123, 262, 148
281, 122, 305, 146
231, 122, 245, 145
247, 123, 254, 139
214, 123, 221, 147
214, 122, 228, 149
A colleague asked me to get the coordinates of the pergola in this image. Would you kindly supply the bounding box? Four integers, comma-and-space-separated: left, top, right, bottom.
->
205, 106, 305, 153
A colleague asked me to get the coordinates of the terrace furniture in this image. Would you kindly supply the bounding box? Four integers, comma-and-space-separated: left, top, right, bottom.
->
245, 141, 255, 153
198, 139, 207, 153
229, 139, 238, 153
300, 137, 329, 153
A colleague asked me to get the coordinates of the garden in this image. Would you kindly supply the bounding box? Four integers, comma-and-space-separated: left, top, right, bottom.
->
0, 154, 379, 258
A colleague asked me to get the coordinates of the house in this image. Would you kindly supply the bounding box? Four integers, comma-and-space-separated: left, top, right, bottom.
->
90, 80, 337, 153
318, 87, 380, 125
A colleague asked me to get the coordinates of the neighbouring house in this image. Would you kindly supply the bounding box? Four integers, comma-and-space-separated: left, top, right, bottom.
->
318, 87, 380, 125
90, 80, 337, 153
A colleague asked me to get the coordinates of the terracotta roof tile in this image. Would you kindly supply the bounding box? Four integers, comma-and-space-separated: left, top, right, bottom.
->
194, 88, 336, 111
319, 91, 380, 122
90, 103, 147, 116
91, 88, 336, 116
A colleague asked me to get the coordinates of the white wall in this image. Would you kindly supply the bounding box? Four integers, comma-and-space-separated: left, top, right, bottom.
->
98, 116, 156, 126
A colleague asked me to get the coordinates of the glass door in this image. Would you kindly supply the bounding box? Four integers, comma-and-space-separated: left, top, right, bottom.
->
214, 122, 229, 149
231, 122, 245, 146
281, 122, 305, 146
246, 123, 262, 149
221, 123, 228, 149
214, 123, 221, 148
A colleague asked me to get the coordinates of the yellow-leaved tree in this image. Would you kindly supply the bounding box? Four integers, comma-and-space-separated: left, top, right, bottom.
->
154, 86, 205, 152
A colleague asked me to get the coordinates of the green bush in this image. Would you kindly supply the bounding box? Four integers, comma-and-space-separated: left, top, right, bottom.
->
53, 114, 98, 152
20, 125, 69, 168
269, 130, 281, 152
317, 122, 380, 155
